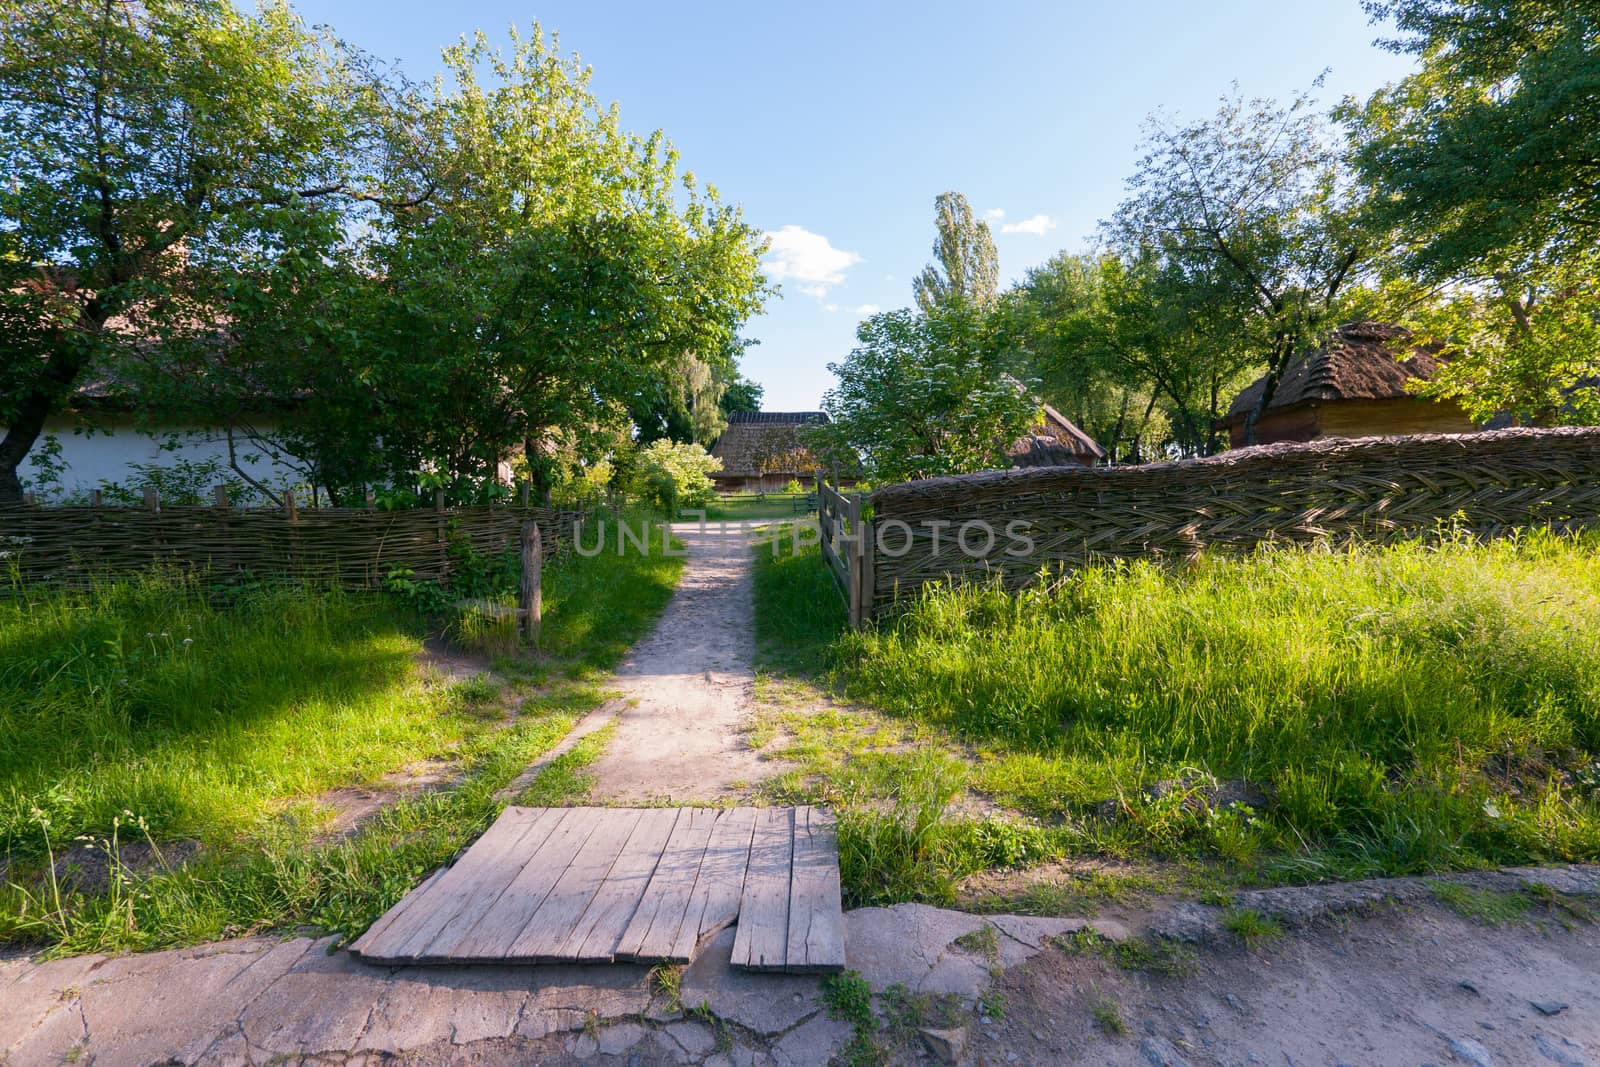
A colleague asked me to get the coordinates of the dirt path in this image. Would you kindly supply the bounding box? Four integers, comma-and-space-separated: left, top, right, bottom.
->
582, 521, 777, 802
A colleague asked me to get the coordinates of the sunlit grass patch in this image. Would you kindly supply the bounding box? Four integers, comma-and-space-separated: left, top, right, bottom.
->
1, 513, 685, 956
754, 527, 1600, 905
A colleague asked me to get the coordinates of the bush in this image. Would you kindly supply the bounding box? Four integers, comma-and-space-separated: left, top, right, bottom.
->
630, 439, 721, 515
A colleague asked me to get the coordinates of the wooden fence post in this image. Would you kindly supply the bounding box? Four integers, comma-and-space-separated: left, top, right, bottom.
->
213, 484, 230, 509
520, 521, 542, 647
90, 489, 102, 508
144, 486, 160, 513
435, 488, 447, 579
283, 488, 298, 521
365, 487, 376, 510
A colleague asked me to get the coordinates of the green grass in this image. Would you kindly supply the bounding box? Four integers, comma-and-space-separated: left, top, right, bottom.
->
1430, 882, 1535, 926
753, 526, 1600, 906
701, 493, 814, 523
1, 516, 684, 955
1221, 908, 1283, 946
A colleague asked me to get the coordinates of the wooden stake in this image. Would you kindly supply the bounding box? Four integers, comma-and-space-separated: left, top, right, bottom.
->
213, 484, 230, 509
520, 521, 542, 647
144, 486, 159, 513
283, 488, 298, 521
365, 487, 376, 510
90, 489, 103, 508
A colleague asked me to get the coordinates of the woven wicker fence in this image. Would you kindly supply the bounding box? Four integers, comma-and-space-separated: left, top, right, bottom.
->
0, 501, 580, 589
863, 427, 1600, 617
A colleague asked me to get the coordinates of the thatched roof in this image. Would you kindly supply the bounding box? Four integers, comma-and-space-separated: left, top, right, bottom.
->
1011, 400, 1106, 466
709, 411, 831, 477
1224, 322, 1442, 425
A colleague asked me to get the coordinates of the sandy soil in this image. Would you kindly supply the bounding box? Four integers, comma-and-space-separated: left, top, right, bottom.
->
974, 902, 1600, 1067
585, 521, 783, 802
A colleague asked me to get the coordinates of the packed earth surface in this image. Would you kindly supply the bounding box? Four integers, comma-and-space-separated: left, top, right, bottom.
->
4, 526, 1600, 1067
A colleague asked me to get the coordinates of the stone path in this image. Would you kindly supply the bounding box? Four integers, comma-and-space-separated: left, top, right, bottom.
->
0, 904, 1109, 1066
583, 521, 778, 803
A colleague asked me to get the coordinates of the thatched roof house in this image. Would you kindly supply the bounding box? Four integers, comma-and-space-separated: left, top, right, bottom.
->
709, 411, 834, 492
1221, 322, 1477, 448
1010, 400, 1106, 468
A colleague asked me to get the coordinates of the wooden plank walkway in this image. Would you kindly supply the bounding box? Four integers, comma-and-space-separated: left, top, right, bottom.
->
350, 805, 845, 973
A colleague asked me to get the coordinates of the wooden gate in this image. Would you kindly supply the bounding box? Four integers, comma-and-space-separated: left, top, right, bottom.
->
815, 476, 874, 628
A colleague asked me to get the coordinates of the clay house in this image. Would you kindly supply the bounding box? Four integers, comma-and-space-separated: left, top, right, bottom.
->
1220, 322, 1479, 448
709, 411, 836, 493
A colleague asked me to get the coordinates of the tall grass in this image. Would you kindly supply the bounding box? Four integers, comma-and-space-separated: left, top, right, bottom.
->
0, 574, 458, 854
755, 527, 1600, 896
838, 530, 1600, 877
0, 516, 685, 954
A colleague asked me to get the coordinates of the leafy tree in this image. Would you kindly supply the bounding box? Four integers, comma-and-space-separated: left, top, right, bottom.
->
820, 307, 1040, 482
1349, 1, 1600, 276
1108, 90, 1369, 445
1346, 1, 1600, 425
0, 0, 412, 502
998, 253, 1172, 461
719, 372, 765, 417
629, 439, 720, 514
368, 28, 768, 500
913, 192, 1000, 312
1402, 250, 1600, 425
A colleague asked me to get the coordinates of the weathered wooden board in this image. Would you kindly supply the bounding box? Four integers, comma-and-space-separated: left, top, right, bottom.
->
506, 808, 644, 961
730, 807, 795, 971
563, 807, 681, 962
784, 806, 846, 972
351, 804, 842, 973
396, 807, 564, 960
440, 807, 602, 961
616, 807, 718, 962
671, 806, 759, 962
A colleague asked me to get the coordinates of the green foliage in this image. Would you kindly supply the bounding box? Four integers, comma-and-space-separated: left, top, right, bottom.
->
913, 192, 1000, 313
0, 515, 683, 954
0, 6, 768, 505
0, 0, 411, 502
1091, 994, 1128, 1036
629, 439, 722, 515
995, 254, 1172, 462
1399, 252, 1600, 427
783, 530, 1600, 885
1221, 908, 1283, 946
1108, 88, 1369, 448
820, 306, 1041, 482
0, 574, 467, 855
1350, 1, 1600, 276
820, 970, 884, 1067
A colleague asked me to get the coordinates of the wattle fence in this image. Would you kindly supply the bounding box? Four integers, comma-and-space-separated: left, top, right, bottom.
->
832, 427, 1600, 625
0, 494, 579, 589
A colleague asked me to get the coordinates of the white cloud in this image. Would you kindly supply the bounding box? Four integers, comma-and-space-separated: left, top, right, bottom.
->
763, 225, 862, 297
1001, 214, 1057, 236
983, 208, 1006, 221
853, 304, 881, 315
822, 302, 841, 313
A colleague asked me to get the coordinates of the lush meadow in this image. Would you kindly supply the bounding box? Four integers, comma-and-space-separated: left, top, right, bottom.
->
0, 516, 683, 954
753, 525, 1600, 905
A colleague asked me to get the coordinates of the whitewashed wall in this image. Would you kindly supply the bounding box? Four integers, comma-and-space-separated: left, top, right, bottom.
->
13, 414, 301, 499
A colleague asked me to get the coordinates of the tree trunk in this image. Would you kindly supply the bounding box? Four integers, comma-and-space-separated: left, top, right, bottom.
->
0, 340, 98, 504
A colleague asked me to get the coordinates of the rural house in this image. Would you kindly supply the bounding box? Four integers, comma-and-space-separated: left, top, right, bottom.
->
709, 411, 834, 493
1009, 400, 1106, 468
1220, 322, 1479, 448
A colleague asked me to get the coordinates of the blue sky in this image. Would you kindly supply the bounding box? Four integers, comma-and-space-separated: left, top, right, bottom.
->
296, 0, 1419, 410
